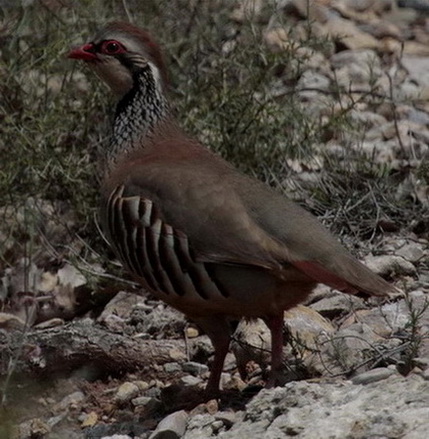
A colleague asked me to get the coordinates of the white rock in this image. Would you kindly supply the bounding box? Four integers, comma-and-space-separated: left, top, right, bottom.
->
330, 49, 380, 69
179, 375, 203, 387
131, 396, 161, 411
186, 376, 429, 438
164, 362, 181, 373
101, 436, 132, 439
149, 410, 188, 439
57, 263, 87, 288
396, 243, 425, 263
54, 391, 85, 412
321, 19, 380, 50
298, 70, 331, 91
402, 55, 429, 87
114, 382, 139, 403
182, 361, 209, 376
351, 367, 397, 384
364, 255, 416, 277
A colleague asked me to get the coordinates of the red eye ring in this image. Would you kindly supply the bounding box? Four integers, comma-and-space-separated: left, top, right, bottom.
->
101, 40, 125, 55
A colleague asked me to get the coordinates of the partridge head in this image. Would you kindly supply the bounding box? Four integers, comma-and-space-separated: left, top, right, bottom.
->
69, 22, 396, 395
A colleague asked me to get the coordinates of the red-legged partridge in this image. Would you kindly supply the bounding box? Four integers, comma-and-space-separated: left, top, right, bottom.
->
69, 22, 395, 394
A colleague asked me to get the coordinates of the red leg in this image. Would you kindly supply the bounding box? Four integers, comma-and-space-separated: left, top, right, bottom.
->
205, 335, 230, 395
264, 313, 285, 388
193, 316, 232, 396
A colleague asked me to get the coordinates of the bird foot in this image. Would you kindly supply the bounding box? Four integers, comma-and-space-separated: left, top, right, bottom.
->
265, 368, 287, 389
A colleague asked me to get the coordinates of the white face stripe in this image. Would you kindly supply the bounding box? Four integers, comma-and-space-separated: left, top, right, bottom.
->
148, 61, 163, 93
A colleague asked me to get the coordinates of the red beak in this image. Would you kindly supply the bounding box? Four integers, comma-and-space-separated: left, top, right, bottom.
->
68, 43, 98, 61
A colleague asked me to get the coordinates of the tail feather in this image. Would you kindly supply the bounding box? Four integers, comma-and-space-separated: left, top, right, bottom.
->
293, 256, 397, 297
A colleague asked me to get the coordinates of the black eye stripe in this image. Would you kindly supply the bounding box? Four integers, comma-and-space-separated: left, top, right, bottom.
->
85, 43, 97, 53
94, 41, 103, 51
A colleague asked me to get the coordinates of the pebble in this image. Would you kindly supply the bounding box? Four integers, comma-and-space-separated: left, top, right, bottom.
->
53, 391, 85, 412
131, 396, 161, 411
210, 420, 224, 432
149, 410, 188, 439
310, 294, 363, 318
33, 318, 64, 329
145, 386, 162, 399
81, 411, 98, 427
114, 382, 140, 403
182, 361, 209, 376
101, 436, 132, 439
226, 375, 247, 391
396, 243, 425, 263
223, 352, 237, 372
0, 312, 25, 330
101, 314, 126, 332
86, 423, 148, 439
164, 362, 182, 373
330, 48, 379, 68
214, 411, 241, 427
180, 375, 203, 387
149, 379, 165, 389
135, 380, 150, 391
421, 368, 429, 380
47, 413, 67, 428
206, 399, 219, 415
364, 255, 416, 277
186, 327, 199, 338
19, 418, 51, 439
220, 373, 235, 389
351, 367, 396, 385
414, 357, 429, 370
298, 70, 331, 92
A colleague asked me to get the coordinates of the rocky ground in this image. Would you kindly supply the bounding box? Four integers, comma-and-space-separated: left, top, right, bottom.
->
1, 0, 429, 438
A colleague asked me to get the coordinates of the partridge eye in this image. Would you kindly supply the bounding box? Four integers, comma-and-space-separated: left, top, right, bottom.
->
102, 41, 123, 54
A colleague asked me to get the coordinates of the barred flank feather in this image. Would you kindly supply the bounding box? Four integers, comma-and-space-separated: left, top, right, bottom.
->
106, 185, 230, 300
